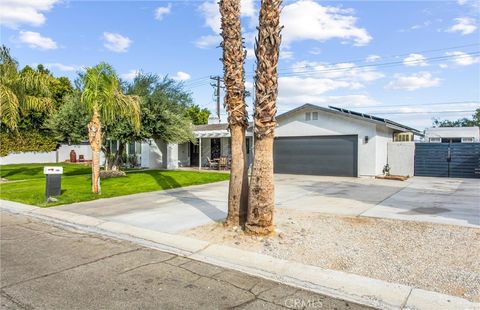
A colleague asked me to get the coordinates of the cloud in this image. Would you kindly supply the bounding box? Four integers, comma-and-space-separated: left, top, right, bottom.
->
245, 48, 255, 59
309, 47, 322, 55
277, 93, 378, 112
121, 69, 140, 81
18, 31, 57, 50
195, 34, 220, 49
457, 0, 468, 4
281, 50, 294, 60
103, 32, 132, 53
446, 51, 480, 66
447, 17, 477, 35
155, 4, 172, 21
403, 53, 428, 66
196, 0, 256, 48
386, 72, 441, 91
281, 1, 372, 46
172, 71, 191, 81
365, 54, 381, 62
290, 61, 385, 83
45, 63, 78, 72
0, 0, 60, 28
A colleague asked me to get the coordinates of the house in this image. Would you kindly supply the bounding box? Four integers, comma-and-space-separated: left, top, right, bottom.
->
142, 104, 422, 177
424, 126, 480, 143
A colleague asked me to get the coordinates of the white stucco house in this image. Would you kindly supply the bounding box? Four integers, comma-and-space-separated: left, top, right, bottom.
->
424, 126, 480, 143
141, 104, 422, 177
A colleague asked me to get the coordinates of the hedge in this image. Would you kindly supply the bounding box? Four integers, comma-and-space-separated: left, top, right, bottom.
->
0, 131, 58, 157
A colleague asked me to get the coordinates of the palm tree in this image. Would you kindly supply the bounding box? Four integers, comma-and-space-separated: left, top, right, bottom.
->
246, 0, 282, 235
0, 45, 53, 131
220, 0, 249, 227
81, 63, 140, 194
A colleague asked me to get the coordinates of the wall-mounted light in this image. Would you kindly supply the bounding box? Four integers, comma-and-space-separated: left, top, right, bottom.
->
364, 136, 369, 144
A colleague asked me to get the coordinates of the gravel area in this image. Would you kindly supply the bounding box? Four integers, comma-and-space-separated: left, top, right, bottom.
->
182, 208, 480, 302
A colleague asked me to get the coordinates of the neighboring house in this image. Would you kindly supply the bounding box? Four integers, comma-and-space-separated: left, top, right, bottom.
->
424, 126, 480, 143
142, 104, 422, 177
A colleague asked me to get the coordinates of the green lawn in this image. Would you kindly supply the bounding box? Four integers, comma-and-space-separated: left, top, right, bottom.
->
1, 163, 92, 180
0, 165, 229, 207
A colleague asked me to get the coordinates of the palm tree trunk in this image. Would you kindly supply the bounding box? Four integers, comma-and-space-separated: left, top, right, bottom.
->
220, 0, 249, 227
88, 110, 102, 194
246, 0, 282, 235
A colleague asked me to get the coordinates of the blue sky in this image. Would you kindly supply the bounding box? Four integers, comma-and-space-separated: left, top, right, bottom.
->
1, 0, 479, 130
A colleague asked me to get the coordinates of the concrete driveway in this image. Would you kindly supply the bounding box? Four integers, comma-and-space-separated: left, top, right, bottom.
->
56, 175, 480, 233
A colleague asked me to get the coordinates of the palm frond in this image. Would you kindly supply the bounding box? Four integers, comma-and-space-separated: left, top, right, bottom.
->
0, 84, 19, 130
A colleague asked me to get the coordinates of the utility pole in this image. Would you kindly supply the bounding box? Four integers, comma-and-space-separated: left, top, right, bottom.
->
210, 76, 222, 122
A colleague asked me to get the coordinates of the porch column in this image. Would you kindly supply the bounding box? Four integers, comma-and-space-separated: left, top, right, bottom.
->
198, 138, 202, 170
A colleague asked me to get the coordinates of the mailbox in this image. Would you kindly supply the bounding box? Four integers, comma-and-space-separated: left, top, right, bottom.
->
44, 166, 63, 200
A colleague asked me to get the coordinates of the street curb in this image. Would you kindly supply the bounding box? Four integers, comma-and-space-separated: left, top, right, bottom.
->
1, 200, 479, 310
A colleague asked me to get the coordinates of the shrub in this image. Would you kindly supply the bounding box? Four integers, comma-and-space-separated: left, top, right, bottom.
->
0, 131, 58, 157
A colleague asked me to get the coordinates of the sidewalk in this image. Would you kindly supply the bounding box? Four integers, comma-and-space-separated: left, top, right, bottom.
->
1, 200, 479, 310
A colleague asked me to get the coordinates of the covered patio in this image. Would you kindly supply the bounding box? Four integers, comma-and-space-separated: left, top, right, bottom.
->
178, 123, 253, 170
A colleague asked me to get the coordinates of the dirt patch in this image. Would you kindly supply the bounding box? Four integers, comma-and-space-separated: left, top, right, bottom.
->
182, 208, 480, 302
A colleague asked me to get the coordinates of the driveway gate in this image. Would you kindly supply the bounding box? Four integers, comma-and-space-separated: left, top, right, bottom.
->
414, 143, 480, 178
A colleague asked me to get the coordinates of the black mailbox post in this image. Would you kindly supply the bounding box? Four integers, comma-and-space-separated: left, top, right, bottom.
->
44, 166, 63, 200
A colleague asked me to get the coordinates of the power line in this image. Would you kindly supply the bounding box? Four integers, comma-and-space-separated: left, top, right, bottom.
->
341, 101, 480, 109
364, 110, 475, 115
245, 51, 480, 78
275, 42, 480, 73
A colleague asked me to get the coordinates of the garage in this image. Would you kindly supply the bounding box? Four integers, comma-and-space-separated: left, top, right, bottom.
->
273, 135, 358, 177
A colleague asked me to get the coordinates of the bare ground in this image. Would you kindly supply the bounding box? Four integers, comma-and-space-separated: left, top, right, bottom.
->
182, 208, 480, 302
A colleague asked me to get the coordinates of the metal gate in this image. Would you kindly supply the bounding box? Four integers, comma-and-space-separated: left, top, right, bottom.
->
415, 143, 480, 178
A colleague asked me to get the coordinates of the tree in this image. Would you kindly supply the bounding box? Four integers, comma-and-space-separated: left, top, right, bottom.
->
44, 92, 90, 145
246, 0, 282, 235
0, 45, 54, 131
220, 0, 249, 227
186, 104, 210, 125
105, 74, 195, 171
81, 63, 140, 194
433, 108, 480, 127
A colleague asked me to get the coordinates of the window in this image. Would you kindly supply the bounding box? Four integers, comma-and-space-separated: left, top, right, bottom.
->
429, 137, 441, 143
462, 137, 474, 143
312, 112, 318, 120
305, 112, 311, 121
246, 137, 250, 154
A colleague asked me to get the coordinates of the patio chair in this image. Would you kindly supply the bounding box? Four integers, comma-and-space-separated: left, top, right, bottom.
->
207, 157, 219, 170
219, 156, 228, 170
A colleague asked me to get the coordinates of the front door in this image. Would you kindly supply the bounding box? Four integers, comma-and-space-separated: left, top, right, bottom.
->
211, 138, 221, 159
190, 141, 199, 166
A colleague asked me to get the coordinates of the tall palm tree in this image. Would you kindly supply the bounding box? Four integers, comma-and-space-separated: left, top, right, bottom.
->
0, 45, 53, 131
246, 0, 282, 235
81, 63, 140, 194
220, 0, 249, 227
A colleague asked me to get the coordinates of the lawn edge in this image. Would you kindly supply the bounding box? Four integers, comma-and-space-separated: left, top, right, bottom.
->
1, 200, 478, 310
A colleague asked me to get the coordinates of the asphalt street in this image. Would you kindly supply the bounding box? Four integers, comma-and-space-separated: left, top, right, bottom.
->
0, 212, 372, 310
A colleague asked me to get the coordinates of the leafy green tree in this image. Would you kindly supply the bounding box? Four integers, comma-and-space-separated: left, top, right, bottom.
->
44, 93, 90, 144
0, 45, 54, 131
187, 104, 211, 125
105, 74, 195, 170
433, 108, 480, 127
81, 62, 141, 193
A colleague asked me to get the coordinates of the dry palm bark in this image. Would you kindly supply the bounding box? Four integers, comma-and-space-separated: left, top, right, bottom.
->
220, 0, 249, 227
88, 110, 102, 194
246, 0, 282, 235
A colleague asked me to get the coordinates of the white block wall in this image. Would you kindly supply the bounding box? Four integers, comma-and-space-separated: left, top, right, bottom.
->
0, 143, 95, 165
387, 142, 415, 176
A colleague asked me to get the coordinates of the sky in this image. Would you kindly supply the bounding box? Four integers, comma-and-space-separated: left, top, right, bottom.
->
1, 0, 479, 130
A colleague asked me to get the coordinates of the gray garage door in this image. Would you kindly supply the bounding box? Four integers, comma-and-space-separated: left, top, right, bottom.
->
273, 135, 358, 177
